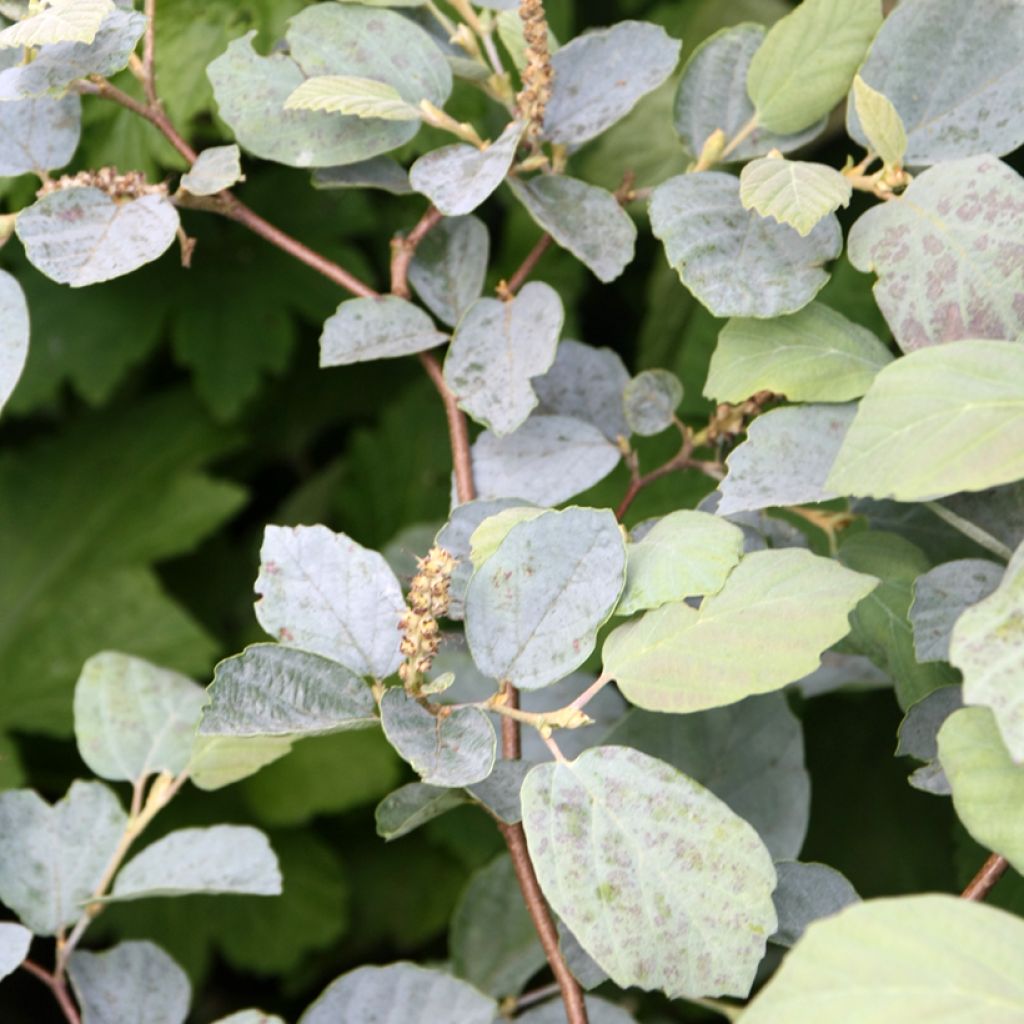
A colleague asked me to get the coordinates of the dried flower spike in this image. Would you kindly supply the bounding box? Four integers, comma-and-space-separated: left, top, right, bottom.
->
398, 545, 457, 692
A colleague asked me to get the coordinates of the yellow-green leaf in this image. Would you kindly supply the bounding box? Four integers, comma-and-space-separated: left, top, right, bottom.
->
739, 157, 852, 236
851, 74, 907, 169
0, 0, 113, 48
283, 75, 421, 121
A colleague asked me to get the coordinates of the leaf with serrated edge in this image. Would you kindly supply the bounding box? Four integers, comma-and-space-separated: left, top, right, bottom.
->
506, 176, 637, 283
380, 688, 495, 787
650, 172, 841, 318
939, 707, 1024, 873
180, 145, 242, 196
950, 543, 1024, 762
409, 215, 488, 327
255, 524, 406, 678
0, 923, 31, 981
470, 415, 622, 506
744, 894, 1024, 1022
740, 157, 852, 237
465, 508, 626, 691
617, 510, 744, 616
73, 652, 205, 782
409, 120, 522, 216
826, 340, 1024, 501
847, 156, 1024, 351
298, 962, 496, 1024
543, 22, 681, 145
0, 781, 126, 935
718, 403, 856, 515
705, 301, 892, 404
444, 282, 563, 436
320, 295, 447, 367
674, 24, 825, 162
522, 746, 777, 998
199, 643, 377, 739
68, 941, 190, 1024
912, 560, 1003, 663
847, 0, 1024, 164
17, 189, 179, 288
746, 0, 882, 134
851, 75, 906, 169
284, 75, 420, 120
0, 0, 113, 47
603, 549, 877, 713
0, 270, 28, 416
109, 825, 281, 901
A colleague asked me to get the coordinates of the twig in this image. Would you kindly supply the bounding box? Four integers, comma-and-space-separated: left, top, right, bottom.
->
390, 205, 444, 299
142, 0, 158, 107
615, 448, 702, 521
512, 981, 562, 1012
417, 352, 475, 504
961, 853, 1009, 901
925, 502, 1013, 562
720, 114, 759, 161
21, 960, 81, 1024
504, 233, 553, 295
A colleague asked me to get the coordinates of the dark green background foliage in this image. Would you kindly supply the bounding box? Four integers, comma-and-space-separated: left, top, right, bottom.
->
2, 0, 1022, 1020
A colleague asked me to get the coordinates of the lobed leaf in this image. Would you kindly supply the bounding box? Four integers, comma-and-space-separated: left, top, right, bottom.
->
739, 157, 851, 237
521, 746, 777, 998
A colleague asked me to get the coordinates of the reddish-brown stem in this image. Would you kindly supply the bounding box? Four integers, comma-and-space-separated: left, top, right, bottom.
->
390, 205, 444, 298
505, 233, 553, 294
21, 960, 80, 1024
616, 449, 693, 521
961, 853, 1009, 901
418, 351, 476, 504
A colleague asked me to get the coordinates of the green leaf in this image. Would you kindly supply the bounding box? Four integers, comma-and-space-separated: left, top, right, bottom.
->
468, 506, 546, 569
408, 215, 488, 328
470, 415, 622, 506
283, 74, 420, 120
850, 75, 906, 169
0, 922, 30, 981
409, 120, 522, 217
770, 861, 859, 947
617, 509, 745, 616
0, 269, 28, 416
718, 403, 857, 515
0, 8, 146, 97
604, 549, 876, 713
465, 508, 626, 690
187, 734, 293, 792
299, 962, 496, 1024
739, 156, 852, 237
911, 560, 1003, 663
319, 295, 448, 367
847, 0, 1024, 164
743, 894, 1024, 1022
827, 340, 1024, 501
522, 746, 777, 998
73, 652, 205, 783
17, 189, 180, 287
380, 688, 496, 787
241, 729, 401, 826
108, 825, 281, 902
543, 21, 681, 145
494, 7, 557, 69
951, 545, 1024, 762
837, 532, 959, 710
746, 0, 882, 134
255, 524, 407, 678
0, 94, 79, 175
604, 693, 810, 859
180, 144, 242, 195
705, 301, 893, 404
897, 684, 962, 794
506, 175, 637, 283
313, 156, 411, 194
0, 0, 113, 47
0, 393, 243, 735
0, 781, 126, 935
674, 24, 825, 162
375, 782, 469, 841
532, 339, 630, 442
939, 707, 1024, 873
847, 156, 1024, 351
650, 172, 841, 318
450, 854, 546, 998
444, 282, 563, 436
68, 941, 189, 1024
208, 4, 451, 168
621, 369, 683, 436
199, 644, 378, 739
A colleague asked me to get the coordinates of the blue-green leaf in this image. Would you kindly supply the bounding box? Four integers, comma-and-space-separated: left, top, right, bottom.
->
320, 296, 447, 367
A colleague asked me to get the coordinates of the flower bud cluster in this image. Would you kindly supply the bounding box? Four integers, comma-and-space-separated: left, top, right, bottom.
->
398, 546, 457, 690
38, 167, 166, 201
707, 390, 777, 442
